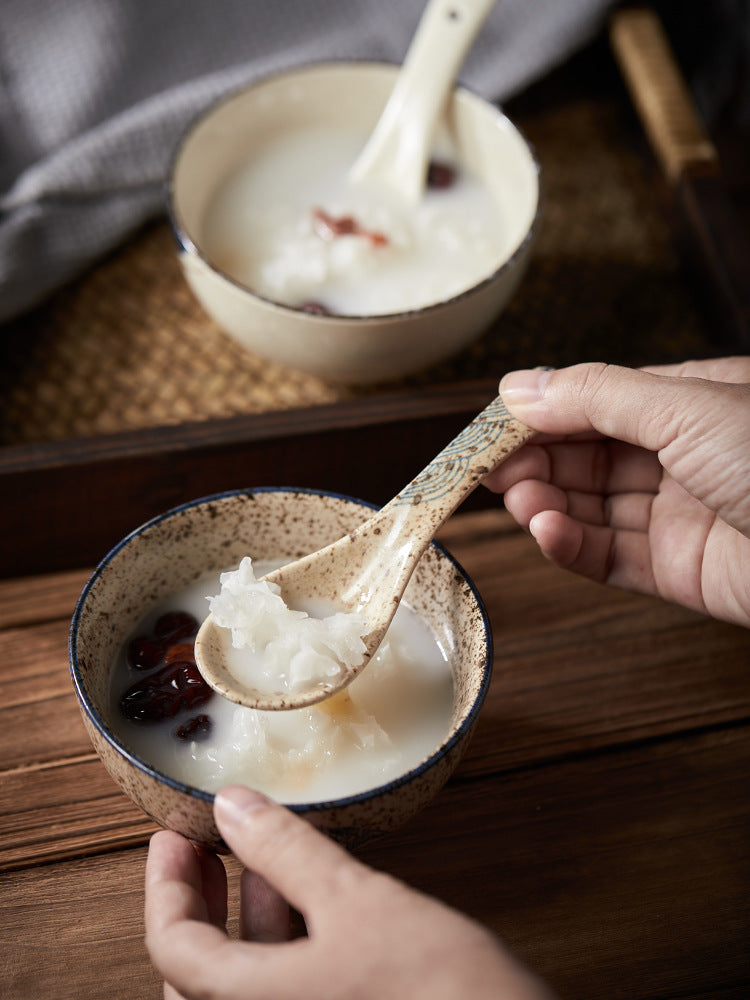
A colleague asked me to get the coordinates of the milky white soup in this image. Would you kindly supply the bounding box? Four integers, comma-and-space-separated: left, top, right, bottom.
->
200, 123, 508, 316
109, 565, 454, 804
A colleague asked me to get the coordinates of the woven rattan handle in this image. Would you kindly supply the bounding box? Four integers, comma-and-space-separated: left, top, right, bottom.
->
609, 6, 718, 183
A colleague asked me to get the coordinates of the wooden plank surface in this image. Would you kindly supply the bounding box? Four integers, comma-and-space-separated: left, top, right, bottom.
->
2, 730, 747, 1000
1, 507, 748, 998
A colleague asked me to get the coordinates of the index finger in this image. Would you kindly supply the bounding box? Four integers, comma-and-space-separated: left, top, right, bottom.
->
145, 831, 232, 964
484, 437, 661, 497
640, 357, 750, 382
146, 829, 315, 1000
214, 787, 373, 920
498, 363, 748, 455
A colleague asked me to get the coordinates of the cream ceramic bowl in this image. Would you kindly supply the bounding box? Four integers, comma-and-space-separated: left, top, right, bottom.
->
69, 488, 492, 848
168, 61, 539, 383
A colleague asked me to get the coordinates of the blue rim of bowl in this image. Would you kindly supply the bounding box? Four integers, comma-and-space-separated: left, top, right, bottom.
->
164, 59, 542, 324
69, 486, 494, 816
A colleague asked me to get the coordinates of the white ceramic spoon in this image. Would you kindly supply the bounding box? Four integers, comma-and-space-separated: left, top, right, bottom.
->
195, 394, 534, 710
348, 0, 497, 204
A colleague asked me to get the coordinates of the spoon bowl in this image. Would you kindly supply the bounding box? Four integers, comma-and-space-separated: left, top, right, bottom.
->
195, 395, 534, 709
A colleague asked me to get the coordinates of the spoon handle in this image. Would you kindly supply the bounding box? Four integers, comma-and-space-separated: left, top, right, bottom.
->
385, 393, 535, 525
350, 0, 497, 203
338, 392, 534, 613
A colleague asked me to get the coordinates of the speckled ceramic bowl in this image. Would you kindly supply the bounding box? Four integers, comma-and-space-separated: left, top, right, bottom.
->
168, 61, 540, 383
69, 488, 492, 849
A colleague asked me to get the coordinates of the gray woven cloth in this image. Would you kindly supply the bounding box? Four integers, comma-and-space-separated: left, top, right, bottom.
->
0, 0, 614, 322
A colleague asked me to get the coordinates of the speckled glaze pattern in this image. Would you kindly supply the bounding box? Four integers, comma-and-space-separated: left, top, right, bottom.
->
395, 395, 534, 505
69, 488, 493, 849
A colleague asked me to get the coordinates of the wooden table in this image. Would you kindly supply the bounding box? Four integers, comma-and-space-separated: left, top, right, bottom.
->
1, 10, 749, 995
2, 504, 748, 1000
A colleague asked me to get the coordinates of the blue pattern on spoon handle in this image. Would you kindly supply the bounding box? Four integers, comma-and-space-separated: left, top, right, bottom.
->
394, 395, 535, 508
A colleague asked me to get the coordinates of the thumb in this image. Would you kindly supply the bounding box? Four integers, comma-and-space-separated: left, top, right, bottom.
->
215, 786, 368, 916
499, 363, 750, 534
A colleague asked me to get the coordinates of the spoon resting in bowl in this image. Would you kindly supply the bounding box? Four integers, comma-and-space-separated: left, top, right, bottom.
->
194, 393, 534, 711
349, 0, 497, 204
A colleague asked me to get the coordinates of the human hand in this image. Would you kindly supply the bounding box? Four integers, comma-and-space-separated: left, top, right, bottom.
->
145, 786, 555, 1000
484, 358, 750, 627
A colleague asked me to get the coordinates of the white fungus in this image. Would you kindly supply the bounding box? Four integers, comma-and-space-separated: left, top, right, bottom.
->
208, 556, 368, 693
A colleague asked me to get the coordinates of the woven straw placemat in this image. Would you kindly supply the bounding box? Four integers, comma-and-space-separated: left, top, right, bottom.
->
0, 64, 712, 446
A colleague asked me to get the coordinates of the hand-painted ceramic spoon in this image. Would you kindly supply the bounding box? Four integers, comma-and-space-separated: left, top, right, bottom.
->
195, 393, 534, 710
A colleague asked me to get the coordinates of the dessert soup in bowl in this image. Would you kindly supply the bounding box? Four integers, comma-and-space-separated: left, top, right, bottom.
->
69, 488, 492, 848
168, 61, 540, 382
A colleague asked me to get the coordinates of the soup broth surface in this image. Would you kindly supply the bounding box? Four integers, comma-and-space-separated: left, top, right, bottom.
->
110, 565, 454, 804
200, 124, 507, 316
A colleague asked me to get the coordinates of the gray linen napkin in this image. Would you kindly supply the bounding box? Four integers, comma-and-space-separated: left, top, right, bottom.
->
0, 0, 614, 323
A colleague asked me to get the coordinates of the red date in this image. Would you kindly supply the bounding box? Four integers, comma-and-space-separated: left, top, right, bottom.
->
299, 299, 332, 315
175, 714, 213, 741
127, 612, 199, 670
127, 635, 167, 671
165, 641, 199, 664
311, 207, 388, 247
120, 610, 212, 727
153, 611, 199, 641
120, 660, 213, 723
427, 161, 457, 189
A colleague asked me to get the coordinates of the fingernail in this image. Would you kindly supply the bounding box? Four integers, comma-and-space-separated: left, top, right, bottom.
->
528, 513, 543, 540
498, 368, 552, 407
215, 786, 271, 827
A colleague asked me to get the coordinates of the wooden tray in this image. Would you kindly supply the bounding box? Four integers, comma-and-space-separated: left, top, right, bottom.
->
0, 31, 731, 454
0, 377, 499, 578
